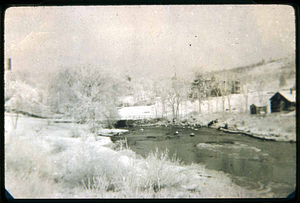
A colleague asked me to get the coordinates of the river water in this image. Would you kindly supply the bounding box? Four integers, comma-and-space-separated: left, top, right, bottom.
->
116, 126, 296, 198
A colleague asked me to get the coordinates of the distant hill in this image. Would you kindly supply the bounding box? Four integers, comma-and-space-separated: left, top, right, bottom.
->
205, 56, 295, 93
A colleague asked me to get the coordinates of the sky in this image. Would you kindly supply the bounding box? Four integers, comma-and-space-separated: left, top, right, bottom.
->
4, 5, 295, 79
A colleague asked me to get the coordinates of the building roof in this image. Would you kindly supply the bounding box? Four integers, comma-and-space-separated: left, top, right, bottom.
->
269, 91, 296, 103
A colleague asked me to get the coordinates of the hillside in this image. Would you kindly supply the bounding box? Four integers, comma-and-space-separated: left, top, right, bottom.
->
208, 56, 295, 93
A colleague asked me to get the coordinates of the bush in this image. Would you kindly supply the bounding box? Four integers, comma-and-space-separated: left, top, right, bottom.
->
142, 148, 184, 192
56, 141, 123, 188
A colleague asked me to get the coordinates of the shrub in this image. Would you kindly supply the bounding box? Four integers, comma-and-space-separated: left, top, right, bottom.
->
142, 148, 184, 192
56, 141, 123, 189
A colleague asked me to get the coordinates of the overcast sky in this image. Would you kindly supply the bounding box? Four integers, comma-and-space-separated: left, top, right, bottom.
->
5, 5, 295, 79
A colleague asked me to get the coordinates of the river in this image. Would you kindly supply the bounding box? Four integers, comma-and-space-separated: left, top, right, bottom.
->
114, 125, 296, 198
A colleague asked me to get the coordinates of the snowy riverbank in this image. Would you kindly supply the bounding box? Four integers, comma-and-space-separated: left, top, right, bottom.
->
126, 111, 296, 143
206, 112, 296, 143
5, 113, 268, 198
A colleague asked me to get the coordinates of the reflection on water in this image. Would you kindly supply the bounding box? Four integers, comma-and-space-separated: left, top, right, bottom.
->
122, 126, 296, 198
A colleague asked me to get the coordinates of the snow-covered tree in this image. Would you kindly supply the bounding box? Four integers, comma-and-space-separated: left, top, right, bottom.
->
241, 83, 249, 113
165, 75, 189, 120
5, 79, 42, 129
210, 75, 222, 112
190, 72, 209, 114
53, 66, 124, 131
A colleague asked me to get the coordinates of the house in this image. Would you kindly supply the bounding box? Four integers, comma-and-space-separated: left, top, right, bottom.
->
250, 103, 267, 114
269, 89, 296, 113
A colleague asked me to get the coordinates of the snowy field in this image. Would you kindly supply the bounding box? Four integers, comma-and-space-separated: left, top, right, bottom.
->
118, 91, 279, 119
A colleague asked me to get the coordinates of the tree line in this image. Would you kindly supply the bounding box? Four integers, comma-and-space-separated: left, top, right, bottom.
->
3, 66, 254, 129
5, 56, 294, 131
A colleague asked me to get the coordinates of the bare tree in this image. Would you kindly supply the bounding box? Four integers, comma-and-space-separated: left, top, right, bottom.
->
190, 72, 207, 114
226, 82, 233, 113
208, 74, 222, 113
255, 80, 265, 103
154, 80, 169, 118
165, 75, 188, 120
219, 81, 227, 112
205, 77, 214, 114
219, 76, 234, 113
241, 82, 249, 113
224, 72, 239, 113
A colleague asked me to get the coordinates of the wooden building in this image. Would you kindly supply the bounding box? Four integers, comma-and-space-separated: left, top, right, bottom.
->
250, 103, 267, 114
269, 89, 296, 113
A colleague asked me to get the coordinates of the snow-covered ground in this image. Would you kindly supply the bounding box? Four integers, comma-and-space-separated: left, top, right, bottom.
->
116, 90, 296, 143
118, 105, 155, 119
117, 91, 279, 120
4, 112, 114, 147
5, 112, 266, 198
